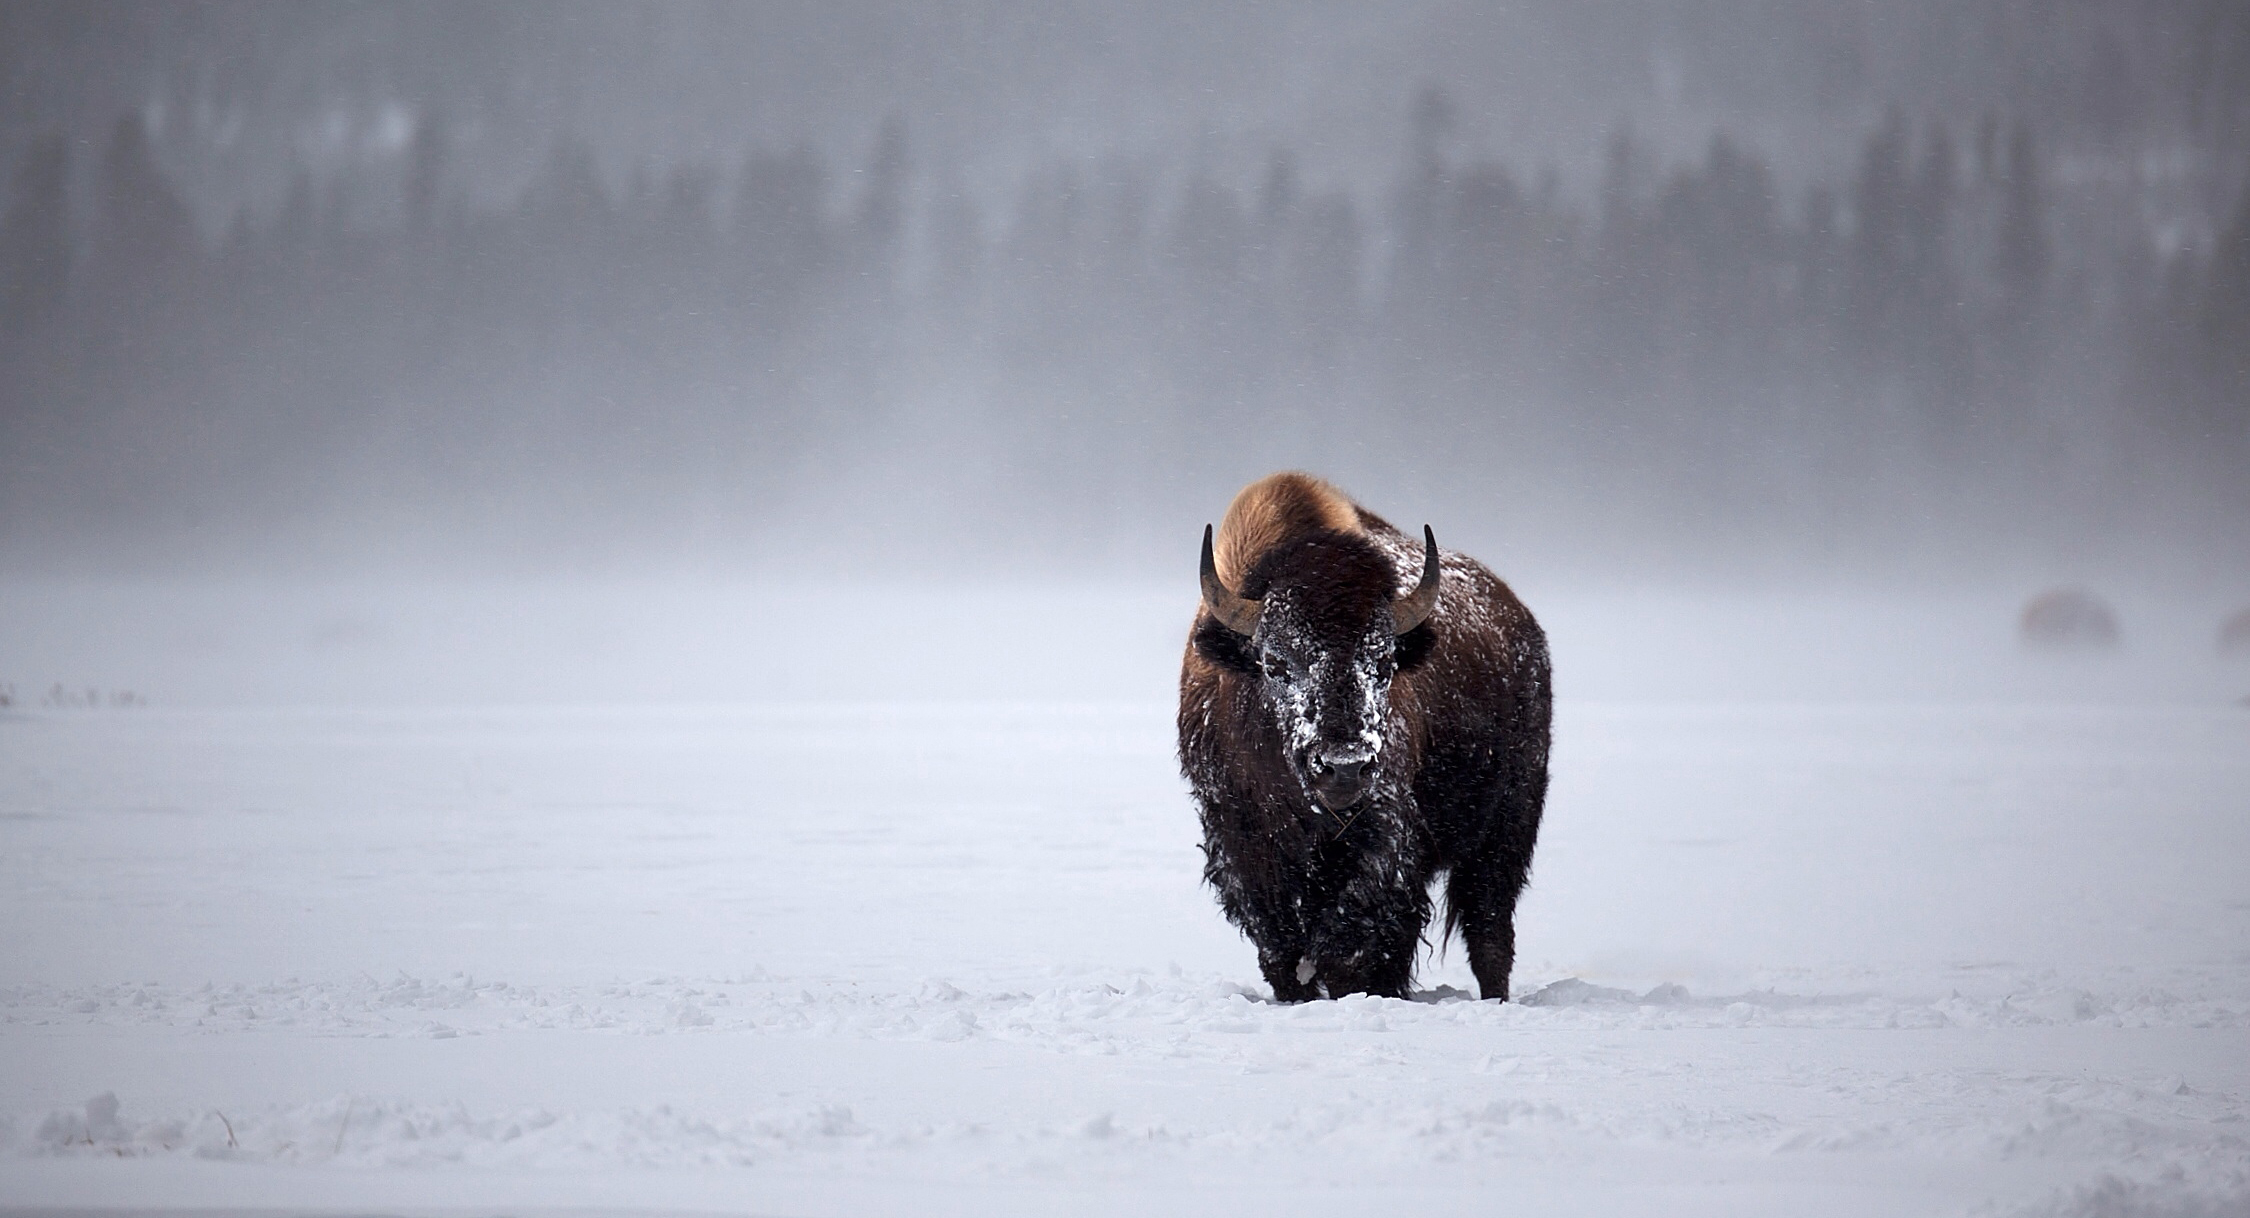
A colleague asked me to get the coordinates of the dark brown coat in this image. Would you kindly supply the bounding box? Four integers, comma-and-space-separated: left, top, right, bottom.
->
1179, 473, 1550, 1001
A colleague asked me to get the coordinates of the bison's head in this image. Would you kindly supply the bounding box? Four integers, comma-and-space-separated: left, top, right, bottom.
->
1198, 525, 1439, 813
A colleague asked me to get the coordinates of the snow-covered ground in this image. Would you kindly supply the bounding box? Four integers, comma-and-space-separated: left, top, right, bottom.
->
3, 579, 2247, 1215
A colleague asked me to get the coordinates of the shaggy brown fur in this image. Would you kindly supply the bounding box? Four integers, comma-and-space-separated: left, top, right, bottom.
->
1210, 472, 1366, 588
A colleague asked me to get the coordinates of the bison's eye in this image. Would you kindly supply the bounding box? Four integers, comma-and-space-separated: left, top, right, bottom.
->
1262, 657, 1291, 683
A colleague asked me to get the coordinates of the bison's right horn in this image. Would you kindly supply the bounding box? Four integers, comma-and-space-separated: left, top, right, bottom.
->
1391, 525, 1441, 635
1200, 524, 1262, 636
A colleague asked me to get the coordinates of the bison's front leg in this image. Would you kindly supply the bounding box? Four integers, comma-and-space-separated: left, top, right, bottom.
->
1223, 890, 1319, 1002
1303, 818, 1430, 1000
1307, 917, 1420, 999
1196, 809, 1322, 1003
1258, 948, 1321, 1003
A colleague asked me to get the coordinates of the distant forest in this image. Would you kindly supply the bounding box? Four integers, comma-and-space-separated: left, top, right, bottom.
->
1, 85, 2245, 573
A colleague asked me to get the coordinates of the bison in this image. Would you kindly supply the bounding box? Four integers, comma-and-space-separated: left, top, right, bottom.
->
2019, 588, 2121, 650
2216, 607, 2250, 657
1178, 473, 1550, 1002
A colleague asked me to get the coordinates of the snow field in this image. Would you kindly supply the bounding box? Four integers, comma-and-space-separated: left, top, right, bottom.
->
2, 583, 2248, 1214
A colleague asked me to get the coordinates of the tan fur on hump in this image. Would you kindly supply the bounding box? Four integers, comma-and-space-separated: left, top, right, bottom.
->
1213, 472, 1364, 586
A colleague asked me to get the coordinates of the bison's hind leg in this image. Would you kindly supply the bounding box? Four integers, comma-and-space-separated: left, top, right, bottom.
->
1445, 843, 1532, 1001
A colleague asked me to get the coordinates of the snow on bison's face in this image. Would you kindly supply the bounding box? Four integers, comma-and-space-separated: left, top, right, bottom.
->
1199, 524, 1441, 813
1250, 586, 1400, 811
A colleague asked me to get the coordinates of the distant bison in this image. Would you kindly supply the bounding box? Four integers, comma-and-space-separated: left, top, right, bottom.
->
2221, 608, 2250, 657
1178, 473, 1550, 1002
2020, 589, 2121, 650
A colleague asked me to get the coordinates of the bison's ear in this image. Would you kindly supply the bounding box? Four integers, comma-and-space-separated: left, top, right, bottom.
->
1191, 613, 1260, 674
1393, 620, 1437, 673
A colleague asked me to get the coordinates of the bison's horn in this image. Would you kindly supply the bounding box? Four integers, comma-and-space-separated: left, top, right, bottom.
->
1392, 525, 1441, 635
1200, 524, 1263, 636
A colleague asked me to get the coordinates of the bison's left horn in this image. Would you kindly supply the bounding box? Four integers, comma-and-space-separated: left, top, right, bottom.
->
1392, 525, 1441, 635
1200, 524, 1263, 636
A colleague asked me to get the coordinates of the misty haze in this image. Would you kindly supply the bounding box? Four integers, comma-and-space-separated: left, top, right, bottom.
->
2, 4, 2247, 1215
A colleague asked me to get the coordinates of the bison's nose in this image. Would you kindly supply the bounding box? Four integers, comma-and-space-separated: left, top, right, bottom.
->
1311, 744, 1374, 777
1307, 746, 1374, 810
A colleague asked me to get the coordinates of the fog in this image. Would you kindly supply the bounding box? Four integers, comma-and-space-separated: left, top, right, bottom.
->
0, 0, 2242, 597
1, 2, 2248, 711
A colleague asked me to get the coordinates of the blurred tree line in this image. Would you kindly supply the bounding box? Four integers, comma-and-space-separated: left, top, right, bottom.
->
0, 89, 2244, 568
